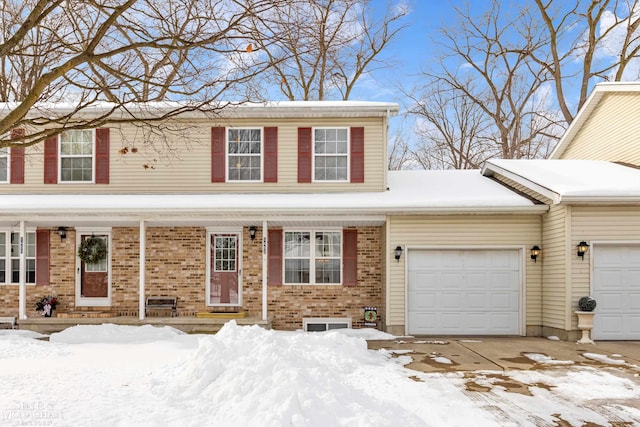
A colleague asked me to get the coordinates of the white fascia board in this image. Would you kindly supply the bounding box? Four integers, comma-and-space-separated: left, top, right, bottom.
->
482, 161, 561, 204
5, 101, 400, 121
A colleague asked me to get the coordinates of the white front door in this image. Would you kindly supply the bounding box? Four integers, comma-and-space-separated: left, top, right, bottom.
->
407, 249, 521, 335
593, 244, 640, 340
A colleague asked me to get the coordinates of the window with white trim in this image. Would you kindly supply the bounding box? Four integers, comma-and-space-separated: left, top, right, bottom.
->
227, 128, 262, 181
0, 147, 8, 183
0, 231, 35, 284
60, 129, 94, 182
313, 128, 348, 181
284, 230, 341, 284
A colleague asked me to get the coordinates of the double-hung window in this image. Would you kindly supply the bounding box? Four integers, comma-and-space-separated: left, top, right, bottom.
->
0, 147, 7, 183
284, 230, 342, 284
227, 128, 262, 181
0, 231, 35, 284
314, 128, 348, 181
60, 130, 94, 182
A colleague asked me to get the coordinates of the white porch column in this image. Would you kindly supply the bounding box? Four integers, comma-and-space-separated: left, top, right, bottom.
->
139, 220, 146, 320
262, 220, 268, 321
18, 221, 26, 320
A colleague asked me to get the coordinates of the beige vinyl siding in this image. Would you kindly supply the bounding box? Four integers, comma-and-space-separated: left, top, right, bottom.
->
492, 176, 553, 205
569, 206, 640, 328
13, 117, 386, 194
387, 214, 542, 331
559, 93, 640, 165
541, 205, 569, 329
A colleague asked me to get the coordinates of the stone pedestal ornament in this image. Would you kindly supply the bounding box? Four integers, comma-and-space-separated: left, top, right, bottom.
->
575, 297, 597, 344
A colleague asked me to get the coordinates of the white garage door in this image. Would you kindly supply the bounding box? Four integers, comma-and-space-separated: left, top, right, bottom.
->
593, 245, 640, 340
407, 249, 521, 335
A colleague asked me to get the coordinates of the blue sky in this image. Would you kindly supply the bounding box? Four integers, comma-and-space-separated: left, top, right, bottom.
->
350, 1, 478, 135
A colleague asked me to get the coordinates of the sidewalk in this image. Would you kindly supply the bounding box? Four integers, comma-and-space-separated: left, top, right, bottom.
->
367, 337, 640, 373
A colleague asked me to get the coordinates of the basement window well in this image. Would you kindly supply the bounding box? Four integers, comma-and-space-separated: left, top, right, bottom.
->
303, 318, 352, 332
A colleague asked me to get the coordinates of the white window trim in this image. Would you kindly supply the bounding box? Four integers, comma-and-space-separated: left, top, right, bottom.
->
205, 228, 243, 307
75, 227, 112, 307
226, 127, 264, 183
283, 228, 343, 286
59, 129, 96, 184
303, 317, 352, 332
312, 127, 350, 183
0, 228, 36, 286
0, 146, 9, 184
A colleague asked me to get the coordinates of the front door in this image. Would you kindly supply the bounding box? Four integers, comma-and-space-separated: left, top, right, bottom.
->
76, 232, 110, 306
209, 233, 240, 305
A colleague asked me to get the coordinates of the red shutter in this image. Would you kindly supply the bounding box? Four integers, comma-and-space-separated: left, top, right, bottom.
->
44, 136, 58, 184
350, 127, 364, 183
9, 129, 25, 184
264, 127, 278, 183
267, 229, 283, 286
343, 229, 358, 286
36, 229, 50, 286
297, 127, 312, 183
95, 128, 110, 184
211, 127, 226, 182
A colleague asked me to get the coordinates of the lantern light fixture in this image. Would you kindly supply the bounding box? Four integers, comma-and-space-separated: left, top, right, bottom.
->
249, 226, 257, 241
577, 241, 589, 260
530, 245, 541, 262
394, 246, 403, 262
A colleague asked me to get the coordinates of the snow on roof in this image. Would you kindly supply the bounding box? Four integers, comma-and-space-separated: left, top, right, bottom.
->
484, 159, 640, 203
0, 170, 540, 220
0, 100, 399, 120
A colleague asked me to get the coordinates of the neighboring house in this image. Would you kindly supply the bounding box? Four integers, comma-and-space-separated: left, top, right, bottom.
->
1, 83, 639, 340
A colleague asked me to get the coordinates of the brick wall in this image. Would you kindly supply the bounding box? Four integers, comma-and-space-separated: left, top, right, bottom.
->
0, 225, 384, 329
265, 226, 383, 330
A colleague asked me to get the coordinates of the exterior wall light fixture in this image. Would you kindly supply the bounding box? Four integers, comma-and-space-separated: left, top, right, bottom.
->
394, 246, 403, 262
530, 245, 541, 262
577, 241, 589, 260
249, 226, 257, 241
56, 226, 67, 240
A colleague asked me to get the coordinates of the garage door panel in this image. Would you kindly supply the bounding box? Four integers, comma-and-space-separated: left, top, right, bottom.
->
593, 245, 640, 340
407, 249, 521, 335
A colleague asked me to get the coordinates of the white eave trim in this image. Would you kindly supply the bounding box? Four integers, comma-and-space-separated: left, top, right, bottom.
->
482, 161, 561, 204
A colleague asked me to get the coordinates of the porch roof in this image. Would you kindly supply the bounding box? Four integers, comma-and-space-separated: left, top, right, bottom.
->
482, 159, 640, 204
0, 170, 543, 225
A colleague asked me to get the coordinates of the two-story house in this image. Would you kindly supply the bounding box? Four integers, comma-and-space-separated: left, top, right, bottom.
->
2, 83, 640, 340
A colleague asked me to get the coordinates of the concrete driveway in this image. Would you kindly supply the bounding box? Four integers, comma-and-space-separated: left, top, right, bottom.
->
368, 337, 640, 426
367, 337, 640, 372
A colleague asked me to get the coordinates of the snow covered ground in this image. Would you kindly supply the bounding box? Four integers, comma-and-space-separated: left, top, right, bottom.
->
0, 322, 639, 426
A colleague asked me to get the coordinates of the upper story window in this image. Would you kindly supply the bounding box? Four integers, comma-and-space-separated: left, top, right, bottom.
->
227, 128, 262, 181
0, 147, 7, 183
314, 128, 349, 181
283, 230, 342, 285
60, 130, 94, 182
0, 231, 35, 284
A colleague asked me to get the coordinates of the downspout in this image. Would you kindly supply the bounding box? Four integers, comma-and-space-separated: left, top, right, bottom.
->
139, 220, 146, 320
19, 221, 26, 320
262, 220, 268, 321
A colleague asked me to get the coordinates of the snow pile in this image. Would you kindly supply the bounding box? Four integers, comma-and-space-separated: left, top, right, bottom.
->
583, 353, 626, 365
50, 323, 185, 344
168, 321, 428, 425
523, 353, 574, 365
